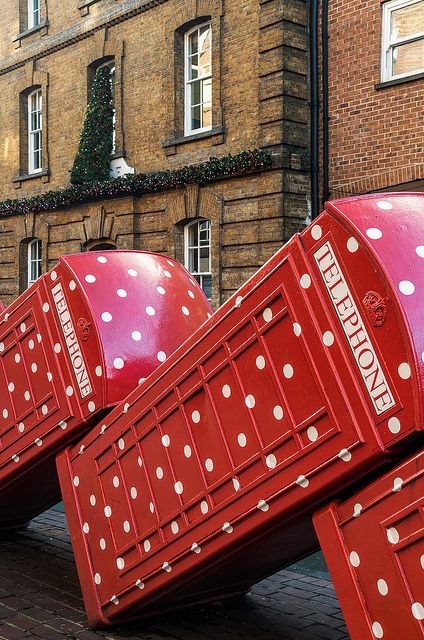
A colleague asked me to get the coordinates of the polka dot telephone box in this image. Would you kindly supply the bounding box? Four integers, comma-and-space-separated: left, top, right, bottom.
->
57, 194, 424, 628
0, 251, 211, 529
314, 450, 424, 640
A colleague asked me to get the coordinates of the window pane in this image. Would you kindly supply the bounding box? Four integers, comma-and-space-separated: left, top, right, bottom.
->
199, 248, 210, 273
191, 80, 201, 106
199, 45, 211, 77
201, 275, 212, 300
391, 2, 424, 40
188, 222, 198, 246
189, 54, 199, 80
191, 104, 201, 130
393, 38, 424, 74
188, 247, 198, 273
189, 30, 198, 54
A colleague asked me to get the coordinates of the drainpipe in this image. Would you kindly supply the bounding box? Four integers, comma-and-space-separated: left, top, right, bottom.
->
309, 0, 320, 219
322, 0, 330, 205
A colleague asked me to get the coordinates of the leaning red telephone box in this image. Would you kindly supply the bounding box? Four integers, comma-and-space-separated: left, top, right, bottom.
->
0, 251, 210, 529
314, 450, 424, 640
57, 194, 424, 627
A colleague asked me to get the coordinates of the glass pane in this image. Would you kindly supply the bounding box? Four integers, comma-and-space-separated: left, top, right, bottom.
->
191, 80, 201, 107
191, 104, 201, 130
199, 45, 211, 77
202, 78, 212, 103
199, 25, 211, 52
188, 247, 198, 273
203, 103, 212, 128
393, 39, 424, 74
391, 2, 424, 40
202, 275, 212, 300
189, 30, 198, 55
188, 222, 198, 247
199, 247, 210, 272
189, 54, 199, 80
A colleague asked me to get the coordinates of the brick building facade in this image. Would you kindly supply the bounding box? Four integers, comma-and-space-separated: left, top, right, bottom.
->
0, 0, 310, 309
325, 0, 424, 198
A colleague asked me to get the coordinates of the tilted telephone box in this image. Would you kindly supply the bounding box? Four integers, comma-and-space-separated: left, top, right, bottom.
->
0, 251, 211, 529
314, 450, 424, 640
57, 194, 424, 627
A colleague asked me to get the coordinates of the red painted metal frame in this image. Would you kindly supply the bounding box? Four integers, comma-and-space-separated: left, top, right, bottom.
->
57, 194, 424, 627
314, 450, 424, 640
0, 251, 210, 529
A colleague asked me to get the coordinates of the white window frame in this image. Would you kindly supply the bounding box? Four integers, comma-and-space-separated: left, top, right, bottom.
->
28, 0, 41, 29
381, 0, 424, 82
28, 89, 42, 174
27, 239, 42, 287
184, 219, 212, 300
184, 22, 212, 136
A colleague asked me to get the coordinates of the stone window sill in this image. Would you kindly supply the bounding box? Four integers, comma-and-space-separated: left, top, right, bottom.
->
12, 169, 50, 188
13, 21, 48, 47
162, 126, 225, 156
78, 0, 101, 16
375, 71, 424, 89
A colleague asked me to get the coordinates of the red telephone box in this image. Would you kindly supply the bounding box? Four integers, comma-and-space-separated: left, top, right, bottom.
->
57, 194, 424, 627
0, 251, 210, 529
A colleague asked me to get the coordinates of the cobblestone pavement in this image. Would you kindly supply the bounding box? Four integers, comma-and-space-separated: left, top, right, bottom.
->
0, 509, 349, 640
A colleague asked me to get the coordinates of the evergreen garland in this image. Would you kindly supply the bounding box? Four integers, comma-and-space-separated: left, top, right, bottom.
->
0, 150, 273, 217
70, 65, 114, 184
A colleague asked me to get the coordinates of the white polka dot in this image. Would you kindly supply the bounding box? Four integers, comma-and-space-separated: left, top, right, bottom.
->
273, 405, 284, 420
387, 527, 399, 544
0, 342, 4, 352
349, 551, 360, 567
117, 289, 127, 298
366, 228, 382, 240
237, 433, 247, 447
97, 256, 107, 264
47, 372, 53, 382
232, 478, 240, 491
415, 245, 424, 259
200, 500, 209, 514
101, 312, 112, 322
182, 306, 190, 316
87, 401, 95, 413
15, 353, 21, 364
222, 384, 231, 398
184, 444, 192, 458
188, 290, 195, 299
388, 416, 401, 434
283, 364, 294, 378
31, 363, 37, 373
117, 557, 125, 570
157, 351, 166, 362
85, 274, 96, 283
163, 270, 171, 278
73, 476, 80, 487
353, 503, 362, 518
69, 280, 76, 291
412, 602, 424, 620
28, 339, 34, 350
338, 448, 352, 462
138, 456, 143, 467
191, 410, 200, 423
398, 362, 411, 379
146, 306, 155, 316
257, 499, 269, 512
123, 521, 131, 533
393, 477, 403, 492
99, 538, 106, 550
90, 495, 96, 506
347, 237, 359, 253
222, 522, 233, 534
157, 286, 165, 295
372, 622, 384, 638
263, 308, 273, 323
245, 394, 256, 409
171, 521, 179, 534
266, 454, 277, 469
104, 506, 112, 518
205, 458, 214, 472
307, 426, 318, 442
11, 454, 19, 463
235, 295, 243, 308
94, 573, 101, 585
296, 475, 309, 488
376, 200, 393, 211
111, 596, 119, 606
83, 522, 90, 534
191, 543, 201, 554
66, 386, 74, 396
113, 476, 120, 488
256, 355, 265, 370
24, 390, 30, 401
59, 420, 67, 430
162, 562, 172, 572
174, 481, 183, 495
138, 377, 146, 385
113, 358, 124, 370
399, 280, 415, 296
42, 302, 49, 313
293, 323, 302, 336
2, 409, 7, 419
323, 331, 334, 346
34, 438, 42, 447
54, 343, 62, 354
18, 422, 24, 433
118, 438, 125, 450
136, 579, 145, 589
130, 486, 137, 499
41, 404, 48, 415
128, 269, 138, 277
156, 466, 164, 479
20, 322, 26, 333
161, 434, 170, 447
311, 225, 322, 240
377, 579, 388, 596
300, 274, 311, 289
144, 539, 151, 552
